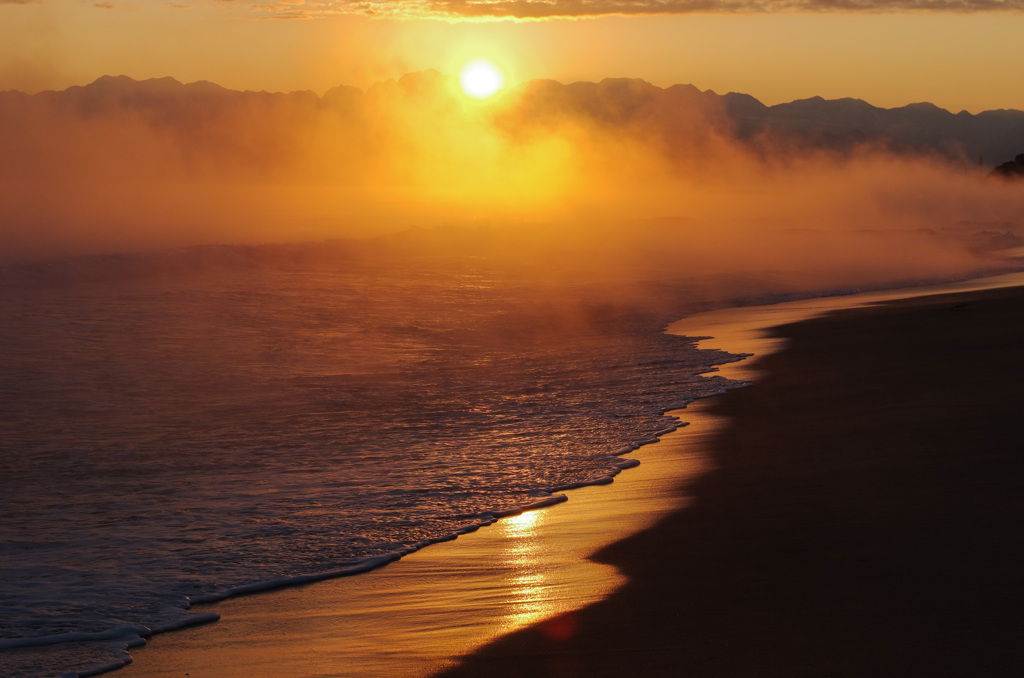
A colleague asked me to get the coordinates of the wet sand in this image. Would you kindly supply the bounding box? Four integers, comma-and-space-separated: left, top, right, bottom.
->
441, 285, 1024, 677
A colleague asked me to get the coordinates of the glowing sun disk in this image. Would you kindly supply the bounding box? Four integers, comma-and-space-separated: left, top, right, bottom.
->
459, 59, 505, 100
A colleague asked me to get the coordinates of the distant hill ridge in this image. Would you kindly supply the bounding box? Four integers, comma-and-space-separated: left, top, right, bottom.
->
3, 73, 1024, 166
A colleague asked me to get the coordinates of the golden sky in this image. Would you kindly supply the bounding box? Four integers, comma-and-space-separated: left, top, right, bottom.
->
2, 2, 1024, 112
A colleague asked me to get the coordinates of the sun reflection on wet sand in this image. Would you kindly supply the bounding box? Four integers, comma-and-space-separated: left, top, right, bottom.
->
497, 510, 556, 631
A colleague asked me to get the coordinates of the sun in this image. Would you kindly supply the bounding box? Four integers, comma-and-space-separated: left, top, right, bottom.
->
458, 59, 506, 100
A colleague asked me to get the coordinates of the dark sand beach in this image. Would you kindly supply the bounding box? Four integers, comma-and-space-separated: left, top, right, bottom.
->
442, 285, 1024, 677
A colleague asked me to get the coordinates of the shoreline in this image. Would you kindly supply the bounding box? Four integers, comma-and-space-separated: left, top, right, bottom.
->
442, 279, 1024, 676
83, 271, 1024, 677
116, 401, 730, 678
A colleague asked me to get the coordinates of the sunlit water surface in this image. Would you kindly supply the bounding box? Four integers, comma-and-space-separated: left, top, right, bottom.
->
0, 247, 741, 677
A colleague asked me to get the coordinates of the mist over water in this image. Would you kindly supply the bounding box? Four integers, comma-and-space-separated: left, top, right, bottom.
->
2, 72, 1023, 271
2, 73, 1024, 677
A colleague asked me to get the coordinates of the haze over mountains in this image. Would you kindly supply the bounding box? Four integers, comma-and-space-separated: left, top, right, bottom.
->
2, 72, 1024, 265
4, 73, 1023, 166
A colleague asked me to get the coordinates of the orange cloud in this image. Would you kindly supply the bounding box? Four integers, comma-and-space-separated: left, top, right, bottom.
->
219, 0, 1024, 19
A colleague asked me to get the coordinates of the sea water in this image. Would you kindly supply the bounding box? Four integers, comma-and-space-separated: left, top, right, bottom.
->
0, 243, 743, 677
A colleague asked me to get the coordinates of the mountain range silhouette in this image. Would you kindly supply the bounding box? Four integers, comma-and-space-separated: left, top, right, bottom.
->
2, 73, 1023, 170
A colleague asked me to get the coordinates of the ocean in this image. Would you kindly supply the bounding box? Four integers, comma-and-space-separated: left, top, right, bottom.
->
0, 240, 744, 677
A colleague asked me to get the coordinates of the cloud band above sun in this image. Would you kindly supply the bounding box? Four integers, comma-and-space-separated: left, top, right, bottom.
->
226, 0, 1024, 19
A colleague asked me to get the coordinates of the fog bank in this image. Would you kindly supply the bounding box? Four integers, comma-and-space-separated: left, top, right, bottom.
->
2, 73, 1023, 297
